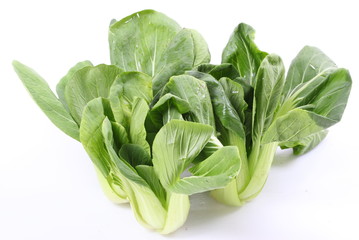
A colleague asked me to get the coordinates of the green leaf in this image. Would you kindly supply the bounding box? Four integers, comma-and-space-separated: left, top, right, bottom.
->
152, 120, 213, 190
219, 77, 247, 122
110, 121, 129, 152
130, 98, 151, 154
152, 28, 211, 94
80, 98, 114, 176
280, 130, 328, 155
109, 10, 210, 95
222, 23, 268, 85
56, 60, 93, 111
13, 61, 80, 140
193, 63, 216, 73
233, 77, 254, 104
169, 146, 240, 195
282, 46, 337, 103
252, 54, 285, 142
109, 71, 152, 128
209, 63, 240, 80
109, 9, 181, 75
186, 71, 245, 140
265, 68, 351, 144
189, 29, 211, 66
119, 144, 152, 167
262, 109, 334, 144
65, 64, 123, 124
195, 63, 240, 80
135, 165, 167, 206
310, 68, 352, 122
190, 147, 240, 178
193, 135, 223, 164
102, 117, 147, 186
162, 75, 215, 128
149, 93, 190, 129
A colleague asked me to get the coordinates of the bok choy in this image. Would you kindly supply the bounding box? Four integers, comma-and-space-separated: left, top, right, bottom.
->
191, 24, 351, 205
13, 9, 351, 234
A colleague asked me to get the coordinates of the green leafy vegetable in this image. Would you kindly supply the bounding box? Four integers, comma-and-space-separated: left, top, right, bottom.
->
14, 9, 351, 234
211, 44, 351, 205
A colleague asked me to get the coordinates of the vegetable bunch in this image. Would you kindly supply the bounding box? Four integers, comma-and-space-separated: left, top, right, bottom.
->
13, 10, 351, 234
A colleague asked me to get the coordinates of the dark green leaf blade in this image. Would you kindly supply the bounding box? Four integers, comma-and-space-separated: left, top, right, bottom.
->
262, 109, 335, 144
222, 23, 268, 85
194, 63, 240, 81
111, 121, 129, 152
119, 144, 152, 166
186, 71, 246, 140
310, 68, 352, 122
162, 75, 215, 128
252, 54, 285, 142
208, 63, 240, 80
282, 46, 337, 103
219, 77, 247, 122
280, 130, 328, 155
193, 63, 216, 74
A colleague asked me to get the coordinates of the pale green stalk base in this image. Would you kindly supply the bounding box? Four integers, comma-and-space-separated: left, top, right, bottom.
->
211, 179, 244, 206
97, 166, 190, 234
95, 167, 128, 204
211, 142, 278, 206
121, 177, 190, 234
239, 142, 278, 201
160, 193, 190, 234
130, 185, 190, 234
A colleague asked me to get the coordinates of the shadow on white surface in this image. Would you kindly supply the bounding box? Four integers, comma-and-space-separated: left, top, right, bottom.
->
169, 192, 242, 238
272, 148, 299, 167
186, 192, 239, 226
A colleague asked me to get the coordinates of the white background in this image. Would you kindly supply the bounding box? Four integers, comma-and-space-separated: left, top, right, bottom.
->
1, 0, 358, 239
